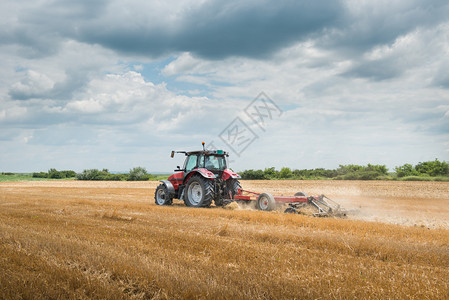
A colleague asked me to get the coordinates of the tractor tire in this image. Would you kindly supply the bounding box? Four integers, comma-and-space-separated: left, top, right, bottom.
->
256, 193, 276, 211
154, 184, 173, 206
230, 179, 242, 197
230, 180, 251, 205
214, 198, 225, 207
184, 175, 214, 208
215, 179, 242, 207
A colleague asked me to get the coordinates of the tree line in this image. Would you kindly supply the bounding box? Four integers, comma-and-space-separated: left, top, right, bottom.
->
29, 159, 448, 181
239, 159, 449, 180
33, 167, 155, 181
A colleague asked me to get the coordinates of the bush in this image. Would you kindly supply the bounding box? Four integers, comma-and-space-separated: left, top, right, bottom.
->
106, 174, 129, 181
399, 176, 432, 181
61, 170, 76, 178
335, 165, 362, 176
279, 167, 292, 179
433, 176, 449, 182
32, 172, 48, 178
358, 170, 383, 180
263, 167, 279, 179
239, 169, 267, 180
76, 168, 154, 181
366, 164, 388, 175
48, 168, 64, 179
128, 167, 149, 181
395, 159, 449, 177
241, 164, 389, 180
76, 169, 105, 180
415, 159, 449, 176
32, 169, 76, 179
395, 164, 419, 177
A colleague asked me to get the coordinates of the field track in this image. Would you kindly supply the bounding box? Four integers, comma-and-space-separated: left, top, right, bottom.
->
1, 180, 448, 299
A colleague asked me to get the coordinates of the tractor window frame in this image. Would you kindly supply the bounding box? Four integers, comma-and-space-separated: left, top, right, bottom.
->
184, 155, 199, 172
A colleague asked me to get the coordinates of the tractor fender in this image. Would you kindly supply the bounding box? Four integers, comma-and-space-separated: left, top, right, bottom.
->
160, 180, 176, 197
221, 169, 241, 180
184, 169, 216, 183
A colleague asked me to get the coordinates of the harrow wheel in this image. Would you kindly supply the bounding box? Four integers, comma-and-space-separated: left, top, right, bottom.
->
284, 207, 298, 214
294, 192, 308, 197
184, 175, 214, 208
154, 184, 173, 206
256, 193, 276, 211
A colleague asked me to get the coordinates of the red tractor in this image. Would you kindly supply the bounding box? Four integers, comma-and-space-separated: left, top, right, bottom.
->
155, 143, 241, 207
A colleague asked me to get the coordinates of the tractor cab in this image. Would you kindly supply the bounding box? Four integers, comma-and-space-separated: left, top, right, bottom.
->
182, 151, 228, 175
168, 150, 232, 187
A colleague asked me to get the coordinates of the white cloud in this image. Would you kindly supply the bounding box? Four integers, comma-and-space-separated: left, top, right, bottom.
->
66, 99, 103, 113
10, 70, 55, 99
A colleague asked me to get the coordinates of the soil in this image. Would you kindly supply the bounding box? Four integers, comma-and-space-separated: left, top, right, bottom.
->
2, 180, 448, 228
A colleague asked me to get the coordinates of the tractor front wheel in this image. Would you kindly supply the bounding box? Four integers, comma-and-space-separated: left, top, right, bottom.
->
155, 184, 173, 205
184, 176, 214, 207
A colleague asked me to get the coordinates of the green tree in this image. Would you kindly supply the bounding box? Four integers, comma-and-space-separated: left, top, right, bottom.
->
395, 164, 418, 177
240, 169, 266, 180
76, 169, 103, 180
48, 168, 64, 179
415, 159, 449, 176
264, 167, 279, 179
32, 172, 48, 178
366, 164, 388, 175
128, 167, 148, 181
279, 167, 292, 179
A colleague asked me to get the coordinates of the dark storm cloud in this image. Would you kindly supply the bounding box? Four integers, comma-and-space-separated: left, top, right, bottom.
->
432, 62, 449, 89
5, 0, 448, 62
0, 0, 108, 58
3, 0, 346, 59
77, 0, 345, 59
342, 59, 403, 81
319, 0, 449, 53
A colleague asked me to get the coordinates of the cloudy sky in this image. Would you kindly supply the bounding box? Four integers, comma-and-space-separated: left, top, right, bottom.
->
1, 0, 448, 173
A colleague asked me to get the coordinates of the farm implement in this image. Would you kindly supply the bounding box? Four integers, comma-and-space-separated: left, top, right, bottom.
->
233, 190, 346, 217
155, 143, 346, 217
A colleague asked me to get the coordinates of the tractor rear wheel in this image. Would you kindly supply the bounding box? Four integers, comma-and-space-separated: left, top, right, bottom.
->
256, 193, 276, 211
230, 179, 242, 197
154, 184, 173, 205
184, 176, 214, 207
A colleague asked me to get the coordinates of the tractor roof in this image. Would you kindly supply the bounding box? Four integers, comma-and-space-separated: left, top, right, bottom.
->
186, 150, 228, 156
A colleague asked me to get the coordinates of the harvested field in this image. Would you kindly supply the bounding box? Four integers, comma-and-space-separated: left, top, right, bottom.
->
1, 180, 448, 299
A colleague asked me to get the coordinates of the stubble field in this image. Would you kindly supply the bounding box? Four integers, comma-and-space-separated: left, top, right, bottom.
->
1, 180, 448, 299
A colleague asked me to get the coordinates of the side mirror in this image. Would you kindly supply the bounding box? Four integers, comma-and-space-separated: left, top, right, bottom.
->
171, 151, 175, 158
174, 166, 184, 172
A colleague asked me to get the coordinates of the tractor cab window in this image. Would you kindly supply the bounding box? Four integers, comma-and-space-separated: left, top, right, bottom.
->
184, 155, 198, 172
204, 155, 227, 171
